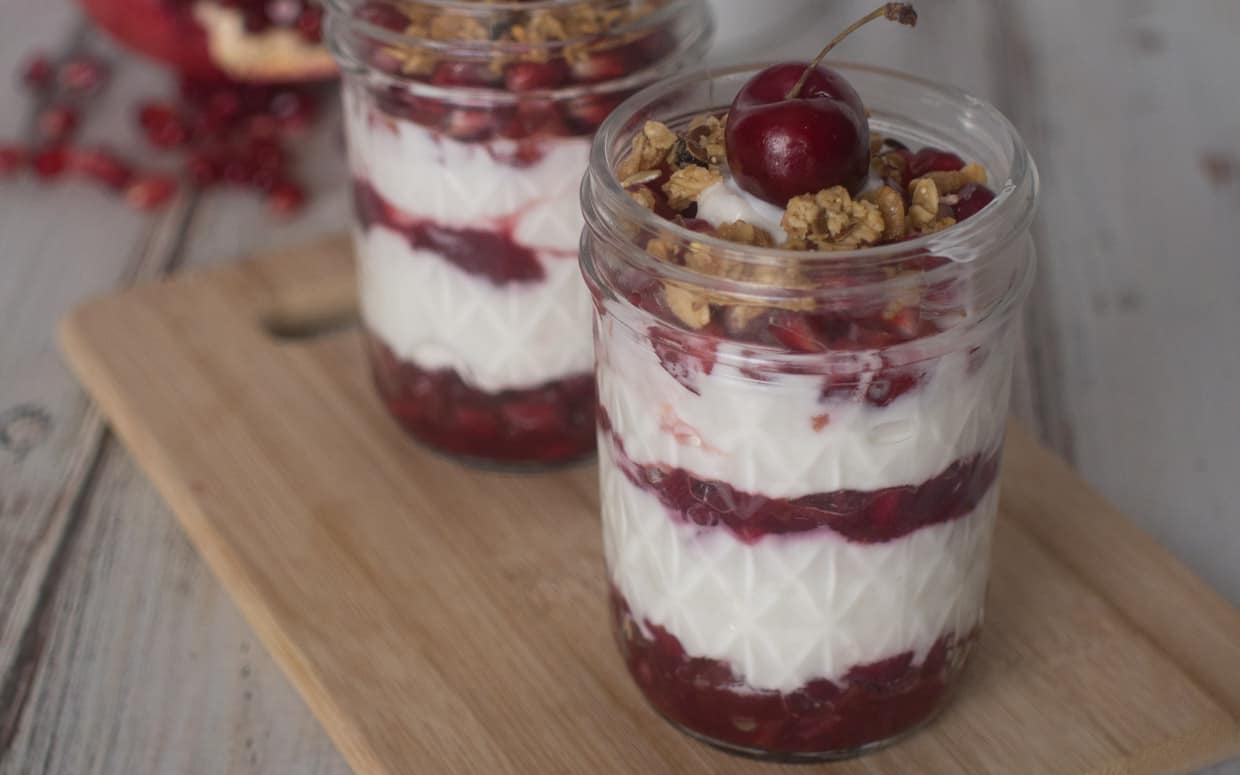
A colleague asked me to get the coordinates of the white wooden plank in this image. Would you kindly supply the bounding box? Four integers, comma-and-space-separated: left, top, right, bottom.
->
0, 444, 350, 775
985, 0, 1240, 608
1, 36, 354, 775
0, 14, 200, 751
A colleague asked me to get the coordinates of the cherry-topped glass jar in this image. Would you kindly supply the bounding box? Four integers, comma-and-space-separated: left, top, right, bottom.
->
327, 0, 712, 466
581, 63, 1038, 759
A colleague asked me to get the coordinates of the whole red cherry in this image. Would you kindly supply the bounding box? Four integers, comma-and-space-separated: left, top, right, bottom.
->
725, 90, 870, 205
724, 4, 917, 206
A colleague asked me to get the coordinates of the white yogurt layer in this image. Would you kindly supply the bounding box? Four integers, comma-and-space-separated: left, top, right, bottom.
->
597, 305, 1013, 498
602, 442, 997, 693
345, 86, 595, 392
345, 88, 592, 240
696, 177, 789, 243
359, 228, 593, 393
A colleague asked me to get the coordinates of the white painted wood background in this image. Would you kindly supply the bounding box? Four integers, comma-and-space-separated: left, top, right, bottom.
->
1, 0, 1237, 772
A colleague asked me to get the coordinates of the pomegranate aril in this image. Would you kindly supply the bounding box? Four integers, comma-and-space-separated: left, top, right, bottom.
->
59, 57, 109, 95
185, 152, 220, 186
296, 6, 324, 39
32, 146, 69, 179
38, 106, 79, 144
355, 1, 408, 32
570, 44, 638, 83
138, 102, 192, 149
445, 109, 494, 142
71, 148, 134, 189
768, 313, 827, 353
0, 146, 26, 177
504, 59, 569, 92
266, 180, 306, 216
432, 61, 502, 88
908, 147, 965, 179
952, 183, 996, 221
21, 54, 54, 91
125, 174, 177, 211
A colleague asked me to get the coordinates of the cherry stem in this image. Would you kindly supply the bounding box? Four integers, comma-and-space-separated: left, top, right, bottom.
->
785, 3, 918, 100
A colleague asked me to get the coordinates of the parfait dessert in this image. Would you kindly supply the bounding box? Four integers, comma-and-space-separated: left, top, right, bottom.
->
326, 0, 712, 465
579, 5, 1038, 759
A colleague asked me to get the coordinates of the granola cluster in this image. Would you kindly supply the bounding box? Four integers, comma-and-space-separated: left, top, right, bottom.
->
373, 0, 664, 76
616, 116, 991, 331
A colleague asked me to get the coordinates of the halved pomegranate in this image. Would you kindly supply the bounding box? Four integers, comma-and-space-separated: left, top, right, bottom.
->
79, 0, 335, 83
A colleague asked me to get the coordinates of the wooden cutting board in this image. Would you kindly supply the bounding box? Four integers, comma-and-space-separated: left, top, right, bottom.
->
59, 237, 1240, 775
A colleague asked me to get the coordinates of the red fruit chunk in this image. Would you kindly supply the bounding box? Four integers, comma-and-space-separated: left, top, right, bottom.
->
296, 6, 324, 39
355, 1, 409, 32
431, 61, 502, 88
21, 55, 54, 90
0, 146, 26, 176
864, 367, 922, 407
138, 102, 192, 148
38, 106, 79, 144
953, 183, 996, 221
266, 180, 306, 216
768, 312, 827, 353
124, 174, 177, 211
907, 147, 964, 178
71, 147, 134, 189
444, 108, 495, 142
32, 147, 69, 179
504, 59, 569, 92
59, 56, 109, 95
570, 44, 638, 84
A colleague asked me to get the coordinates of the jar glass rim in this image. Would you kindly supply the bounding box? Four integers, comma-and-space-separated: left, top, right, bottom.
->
585, 61, 1040, 270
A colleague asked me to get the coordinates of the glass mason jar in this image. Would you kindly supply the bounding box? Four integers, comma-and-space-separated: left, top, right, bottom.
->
326, 0, 712, 466
580, 64, 1038, 759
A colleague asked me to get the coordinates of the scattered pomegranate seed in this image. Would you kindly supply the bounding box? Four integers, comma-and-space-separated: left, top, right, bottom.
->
138, 102, 192, 149
504, 60, 569, 92
297, 6, 324, 38
0, 146, 26, 177
6, 50, 318, 218
185, 151, 219, 186
266, 180, 306, 216
59, 56, 109, 95
31, 146, 69, 179
70, 147, 134, 189
124, 174, 177, 211
21, 54, 54, 90
37, 105, 79, 144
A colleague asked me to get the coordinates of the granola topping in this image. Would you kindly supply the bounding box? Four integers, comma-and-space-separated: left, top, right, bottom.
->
618, 117, 991, 250
370, 0, 665, 75
614, 114, 995, 333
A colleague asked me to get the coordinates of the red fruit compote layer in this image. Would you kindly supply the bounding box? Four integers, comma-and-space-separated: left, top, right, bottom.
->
331, 0, 710, 464
584, 92, 1027, 759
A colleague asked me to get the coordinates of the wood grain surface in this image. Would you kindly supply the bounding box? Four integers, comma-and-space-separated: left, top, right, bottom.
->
2, 0, 1238, 773
55, 238, 1240, 775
